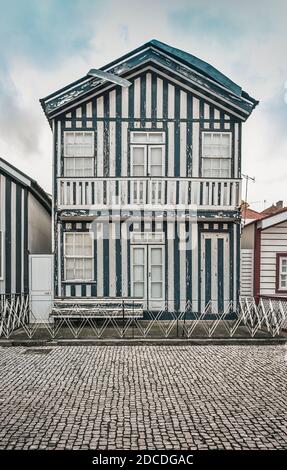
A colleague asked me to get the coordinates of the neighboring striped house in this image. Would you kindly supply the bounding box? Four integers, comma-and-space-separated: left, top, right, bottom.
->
241, 209, 287, 299
0, 158, 52, 295
40, 39, 258, 313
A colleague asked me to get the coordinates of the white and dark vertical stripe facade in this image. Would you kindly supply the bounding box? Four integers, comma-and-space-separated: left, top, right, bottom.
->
41, 41, 257, 311
0, 159, 52, 295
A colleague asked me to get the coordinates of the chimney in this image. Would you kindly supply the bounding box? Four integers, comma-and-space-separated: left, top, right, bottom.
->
276, 200, 283, 209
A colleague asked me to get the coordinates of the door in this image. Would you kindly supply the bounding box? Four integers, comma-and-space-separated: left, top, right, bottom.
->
148, 245, 165, 310
201, 233, 229, 314
131, 245, 165, 310
29, 255, 53, 323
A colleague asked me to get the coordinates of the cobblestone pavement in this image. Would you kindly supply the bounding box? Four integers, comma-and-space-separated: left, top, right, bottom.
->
0, 345, 287, 450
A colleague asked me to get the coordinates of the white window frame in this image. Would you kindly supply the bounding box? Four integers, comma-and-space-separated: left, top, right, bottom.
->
63, 131, 95, 177
64, 232, 94, 281
278, 255, 287, 291
130, 131, 165, 177
201, 131, 232, 178
0, 230, 3, 280
130, 131, 165, 144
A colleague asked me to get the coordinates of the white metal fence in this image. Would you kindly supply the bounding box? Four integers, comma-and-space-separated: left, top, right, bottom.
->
0, 294, 287, 340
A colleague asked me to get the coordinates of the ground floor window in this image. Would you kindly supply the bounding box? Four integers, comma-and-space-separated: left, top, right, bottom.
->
64, 232, 93, 281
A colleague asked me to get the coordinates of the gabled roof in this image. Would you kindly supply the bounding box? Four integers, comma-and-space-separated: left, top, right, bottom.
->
242, 207, 262, 221
245, 207, 287, 229
0, 157, 51, 213
40, 39, 258, 124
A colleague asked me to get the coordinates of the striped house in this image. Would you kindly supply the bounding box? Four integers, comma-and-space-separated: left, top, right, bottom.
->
0, 158, 52, 295
241, 209, 287, 300
40, 40, 258, 314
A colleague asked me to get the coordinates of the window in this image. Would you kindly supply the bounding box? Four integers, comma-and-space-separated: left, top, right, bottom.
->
0, 231, 3, 280
202, 132, 231, 178
276, 253, 287, 292
64, 132, 94, 177
130, 131, 165, 177
64, 232, 93, 281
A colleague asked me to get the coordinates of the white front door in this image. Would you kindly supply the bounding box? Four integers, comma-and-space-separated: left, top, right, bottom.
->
131, 245, 165, 310
29, 255, 53, 323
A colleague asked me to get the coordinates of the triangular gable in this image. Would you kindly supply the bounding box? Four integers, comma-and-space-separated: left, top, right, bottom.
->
40, 40, 258, 123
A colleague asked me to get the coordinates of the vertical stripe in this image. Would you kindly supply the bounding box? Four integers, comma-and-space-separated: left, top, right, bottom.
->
167, 222, 174, 311
174, 221, 180, 311
121, 122, 128, 176
121, 221, 128, 297
218, 238, 224, 312
116, 87, 122, 176
10, 183, 16, 293
167, 123, 174, 177
179, 222, 186, 310
109, 120, 116, 177
109, 223, 116, 297
5, 178, 11, 293
116, 222, 121, 297
0, 176, 6, 294
121, 86, 129, 119
205, 238, 211, 307
134, 77, 140, 119
180, 90, 187, 177
15, 186, 22, 293
103, 93, 110, 176
103, 221, 109, 296
151, 72, 157, 127
140, 74, 146, 127
211, 237, 218, 312
57, 120, 61, 177
97, 223, 103, 296
146, 72, 152, 120
157, 77, 163, 120
186, 93, 193, 177
234, 122, 239, 178
174, 87, 180, 177
192, 97, 200, 177
57, 222, 61, 297
97, 121, 104, 176
23, 190, 28, 293
224, 232, 230, 310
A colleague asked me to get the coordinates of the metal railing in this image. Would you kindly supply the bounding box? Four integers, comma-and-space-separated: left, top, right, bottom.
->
1, 294, 287, 340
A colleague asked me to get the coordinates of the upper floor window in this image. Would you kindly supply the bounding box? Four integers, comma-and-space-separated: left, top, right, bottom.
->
63, 131, 94, 177
202, 132, 231, 178
130, 131, 165, 177
276, 254, 287, 292
64, 232, 93, 281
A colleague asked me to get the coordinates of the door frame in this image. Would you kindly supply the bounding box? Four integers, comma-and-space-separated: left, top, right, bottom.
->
131, 244, 165, 310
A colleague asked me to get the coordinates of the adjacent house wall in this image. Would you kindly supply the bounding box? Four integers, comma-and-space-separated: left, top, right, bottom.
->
259, 221, 287, 297
28, 193, 52, 254
241, 223, 255, 250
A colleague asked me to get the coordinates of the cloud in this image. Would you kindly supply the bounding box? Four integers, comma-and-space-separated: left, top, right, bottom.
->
0, 0, 286, 207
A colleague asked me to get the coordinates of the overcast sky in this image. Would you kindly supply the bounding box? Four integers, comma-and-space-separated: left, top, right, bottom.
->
0, 0, 286, 210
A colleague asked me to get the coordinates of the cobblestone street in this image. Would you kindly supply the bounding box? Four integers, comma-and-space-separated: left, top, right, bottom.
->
0, 345, 287, 450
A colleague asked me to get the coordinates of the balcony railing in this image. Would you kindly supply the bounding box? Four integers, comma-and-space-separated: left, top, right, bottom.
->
57, 177, 241, 210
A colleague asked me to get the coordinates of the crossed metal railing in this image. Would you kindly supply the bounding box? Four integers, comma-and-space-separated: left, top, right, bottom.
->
0, 294, 287, 340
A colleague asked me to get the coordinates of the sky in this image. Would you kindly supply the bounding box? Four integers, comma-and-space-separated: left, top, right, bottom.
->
0, 0, 286, 210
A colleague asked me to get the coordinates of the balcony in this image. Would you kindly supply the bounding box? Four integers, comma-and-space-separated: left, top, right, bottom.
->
57, 177, 241, 211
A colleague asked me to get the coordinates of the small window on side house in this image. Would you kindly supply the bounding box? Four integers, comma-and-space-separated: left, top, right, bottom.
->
276, 253, 287, 293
